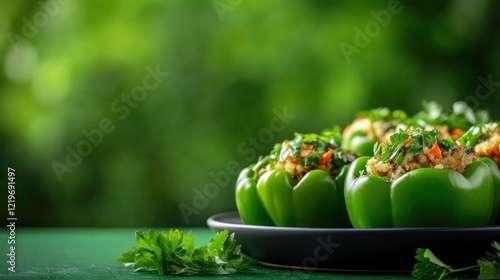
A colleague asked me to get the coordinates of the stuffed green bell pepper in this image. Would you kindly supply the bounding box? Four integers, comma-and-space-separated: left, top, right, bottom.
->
344, 128, 500, 228
342, 108, 407, 156
236, 129, 358, 228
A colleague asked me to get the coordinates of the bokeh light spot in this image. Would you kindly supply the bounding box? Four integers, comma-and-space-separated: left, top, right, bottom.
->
32, 61, 70, 105
4, 43, 38, 84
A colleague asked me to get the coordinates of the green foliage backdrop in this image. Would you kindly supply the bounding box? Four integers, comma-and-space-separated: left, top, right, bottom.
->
1, 0, 499, 227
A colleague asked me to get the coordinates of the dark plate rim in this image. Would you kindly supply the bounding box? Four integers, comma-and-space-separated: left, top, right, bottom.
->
207, 212, 500, 233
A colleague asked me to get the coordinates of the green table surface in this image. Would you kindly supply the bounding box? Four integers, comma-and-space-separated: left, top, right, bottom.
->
0, 228, 413, 279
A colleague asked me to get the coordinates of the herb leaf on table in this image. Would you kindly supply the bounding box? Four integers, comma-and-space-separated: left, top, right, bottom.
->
412, 241, 500, 279
117, 229, 253, 275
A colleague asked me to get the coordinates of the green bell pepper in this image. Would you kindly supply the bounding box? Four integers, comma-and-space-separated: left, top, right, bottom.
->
256, 163, 351, 228
341, 129, 377, 157
235, 162, 274, 226
344, 129, 500, 228
235, 130, 356, 228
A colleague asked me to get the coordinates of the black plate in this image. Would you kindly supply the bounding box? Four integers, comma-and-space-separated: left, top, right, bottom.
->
207, 212, 500, 271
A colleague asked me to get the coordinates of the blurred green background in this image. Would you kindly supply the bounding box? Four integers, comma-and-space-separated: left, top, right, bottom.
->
1, 0, 499, 227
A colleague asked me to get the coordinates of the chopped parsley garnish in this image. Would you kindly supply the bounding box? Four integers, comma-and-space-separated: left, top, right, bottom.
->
375, 128, 457, 164
269, 127, 355, 169
289, 134, 303, 158
412, 100, 490, 131
299, 153, 321, 168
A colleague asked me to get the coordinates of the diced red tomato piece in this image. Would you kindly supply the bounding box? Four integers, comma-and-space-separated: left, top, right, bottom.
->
429, 140, 442, 159
320, 151, 332, 166
451, 128, 463, 139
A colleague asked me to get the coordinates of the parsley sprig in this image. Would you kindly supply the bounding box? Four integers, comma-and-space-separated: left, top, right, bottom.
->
413, 241, 500, 279
117, 229, 253, 275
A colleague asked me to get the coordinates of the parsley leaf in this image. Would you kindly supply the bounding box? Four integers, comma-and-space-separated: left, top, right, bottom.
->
407, 138, 421, 155
117, 229, 253, 275
421, 130, 436, 148
289, 134, 303, 158
412, 248, 453, 279
378, 129, 409, 163
478, 241, 500, 279
395, 151, 404, 165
